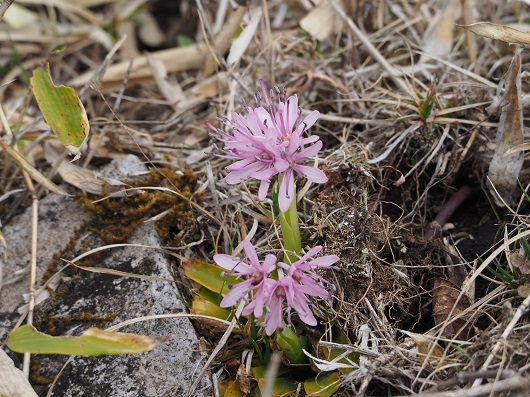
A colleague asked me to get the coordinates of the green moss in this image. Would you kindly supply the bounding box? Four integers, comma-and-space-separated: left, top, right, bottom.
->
47, 312, 118, 336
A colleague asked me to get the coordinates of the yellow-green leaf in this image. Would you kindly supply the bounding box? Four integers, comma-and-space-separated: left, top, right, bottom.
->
7, 324, 166, 356
30, 64, 89, 159
182, 260, 238, 296
304, 372, 341, 397
192, 295, 232, 321
252, 366, 298, 397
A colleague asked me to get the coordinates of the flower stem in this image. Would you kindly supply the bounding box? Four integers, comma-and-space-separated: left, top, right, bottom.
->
273, 180, 302, 263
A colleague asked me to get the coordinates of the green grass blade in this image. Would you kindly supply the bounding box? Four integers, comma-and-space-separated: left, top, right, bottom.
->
7, 324, 166, 356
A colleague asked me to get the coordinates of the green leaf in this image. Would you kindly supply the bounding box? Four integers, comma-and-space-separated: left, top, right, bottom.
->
30, 64, 89, 159
182, 260, 238, 296
276, 326, 310, 364
7, 324, 166, 356
252, 366, 298, 397
304, 372, 341, 397
0, 140, 69, 195
192, 295, 232, 321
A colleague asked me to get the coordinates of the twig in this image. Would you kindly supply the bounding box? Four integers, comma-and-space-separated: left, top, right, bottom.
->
0, 0, 15, 20
195, 0, 252, 94
472, 292, 530, 387
424, 185, 473, 240
398, 374, 530, 397
79, 34, 127, 98
427, 369, 515, 392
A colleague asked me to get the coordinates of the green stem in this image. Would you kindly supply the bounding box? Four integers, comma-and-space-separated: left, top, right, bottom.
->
274, 178, 301, 263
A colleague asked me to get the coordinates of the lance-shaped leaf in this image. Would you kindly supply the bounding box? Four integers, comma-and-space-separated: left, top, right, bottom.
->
182, 260, 238, 296
487, 49, 524, 205
7, 324, 166, 356
31, 64, 89, 160
304, 371, 341, 397
459, 22, 530, 45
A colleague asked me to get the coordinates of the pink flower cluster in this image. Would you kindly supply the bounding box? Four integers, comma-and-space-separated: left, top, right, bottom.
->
215, 240, 339, 335
206, 80, 327, 213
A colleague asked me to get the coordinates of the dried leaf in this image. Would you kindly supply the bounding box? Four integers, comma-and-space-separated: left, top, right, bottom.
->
400, 330, 445, 367
44, 144, 126, 196
487, 49, 524, 205
459, 22, 530, 45
0, 349, 38, 397
201, 6, 247, 77
227, 8, 262, 66
300, 1, 338, 41
3, 3, 39, 29
431, 278, 472, 339
420, 0, 460, 60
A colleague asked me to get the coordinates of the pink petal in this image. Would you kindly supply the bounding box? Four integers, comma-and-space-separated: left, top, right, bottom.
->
297, 110, 320, 133
274, 158, 289, 173
260, 79, 271, 108
220, 278, 254, 307
295, 140, 323, 160
243, 240, 259, 268
285, 95, 299, 133
310, 255, 340, 268
294, 165, 328, 184
225, 157, 255, 171
265, 293, 284, 335
214, 254, 251, 273
298, 246, 323, 263
258, 179, 271, 201
278, 170, 295, 213
253, 167, 278, 181
256, 107, 272, 129
297, 306, 317, 326
262, 254, 278, 273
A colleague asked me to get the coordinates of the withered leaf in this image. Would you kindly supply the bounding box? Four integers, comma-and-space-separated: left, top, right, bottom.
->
431, 278, 473, 339
459, 22, 530, 45
487, 48, 524, 206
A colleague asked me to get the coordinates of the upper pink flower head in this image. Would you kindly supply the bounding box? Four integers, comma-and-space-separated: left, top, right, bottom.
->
207, 79, 327, 212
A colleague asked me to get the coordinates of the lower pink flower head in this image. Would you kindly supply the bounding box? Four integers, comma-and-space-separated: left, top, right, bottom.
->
213, 240, 276, 318
214, 241, 338, 336
264, 246, 339, 335
207, 79, 328, 213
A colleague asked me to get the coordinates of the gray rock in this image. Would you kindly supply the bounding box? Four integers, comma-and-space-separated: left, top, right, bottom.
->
0, 157, 212, 397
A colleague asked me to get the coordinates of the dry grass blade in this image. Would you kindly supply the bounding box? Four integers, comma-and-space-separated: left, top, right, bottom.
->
472, 291, 530, 387
330, 0, 418, 102
68, 261, 177, 284
0, 0, 15, 20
